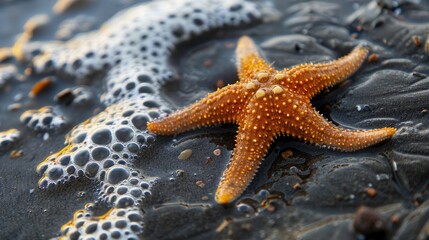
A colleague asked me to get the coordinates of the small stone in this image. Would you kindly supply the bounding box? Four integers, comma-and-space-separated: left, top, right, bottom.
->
8, 103, 23, 112
213, 148, 221, 156
281, 149, 293, 159
412, 72, 427, 78
292, 182, 301, 190
216, 80, 224, 88
366, 187, 377, 197
390, 214, 400, 224
29, 77, 54, 98
76, 191, 86, 198
196, 180, 205, 188
368, 53, 378, 62
43, 133, 50, 141
353, 206, 387, 239
10, 150, 23, 158
266, 204, 276, 213
412, 35, 421, 46
178, 149, 192, 160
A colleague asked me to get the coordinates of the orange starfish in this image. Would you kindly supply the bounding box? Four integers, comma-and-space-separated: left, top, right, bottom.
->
147, 36, 396, 204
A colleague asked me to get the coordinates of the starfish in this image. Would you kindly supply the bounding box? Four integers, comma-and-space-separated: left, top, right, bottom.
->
147, 36, 396, 204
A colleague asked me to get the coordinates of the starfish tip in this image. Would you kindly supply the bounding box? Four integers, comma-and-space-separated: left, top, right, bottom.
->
215, 191, 235, 204
146, 121, 154, 131
386, 127, 397, 136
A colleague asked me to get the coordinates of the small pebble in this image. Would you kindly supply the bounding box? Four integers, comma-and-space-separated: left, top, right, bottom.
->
54, 88, 73, 104
353, 206, 387, 239
390, 214, 400, 224
266, 204, 276, 213
8, 103, 23, 112
412, 72, 427, 78
10, 150, 23, 158
215, 219, 230, 233
14, 93, 24, 101
412, 35, 421, 46
178, 149, 192, 160
76, 191, 86, 198
293, 182, 301, 190
43, 133, 50, 141
368, 53, 379, 62
175, 169, 184, 177
213, 148, 221, 156
195, 180, 205, 188
366, 187, 377, 197
216, 80, 224, 88
281, 149, 293, 159
29, 77, 54, 98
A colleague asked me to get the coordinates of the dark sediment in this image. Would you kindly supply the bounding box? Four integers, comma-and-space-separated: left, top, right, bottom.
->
1, 0, 429, 239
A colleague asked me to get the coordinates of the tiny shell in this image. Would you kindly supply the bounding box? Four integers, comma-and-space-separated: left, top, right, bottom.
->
178, 149, 193, 160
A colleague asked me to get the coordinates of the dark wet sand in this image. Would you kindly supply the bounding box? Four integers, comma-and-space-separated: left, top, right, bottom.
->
1, 0, 429, 239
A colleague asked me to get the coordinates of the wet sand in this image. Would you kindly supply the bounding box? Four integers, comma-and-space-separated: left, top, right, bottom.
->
1, 0, 429, 239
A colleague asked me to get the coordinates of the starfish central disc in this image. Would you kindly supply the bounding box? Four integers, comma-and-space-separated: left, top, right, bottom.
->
147, 36, 396, 204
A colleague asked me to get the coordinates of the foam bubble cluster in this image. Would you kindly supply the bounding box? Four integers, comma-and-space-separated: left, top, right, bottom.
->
61, 204, 144, 240
25, 0, 262, 237
0, 129, 21, 152
0, 64, 18, 90
20, 106, 68, 132
36, 98, 164, 206
25, 0, 260, 105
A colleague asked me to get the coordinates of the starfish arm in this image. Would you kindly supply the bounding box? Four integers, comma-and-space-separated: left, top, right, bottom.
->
236, 36, 274, 83
215, 98, 275, 204
278, 45, 369, 98
147, 84, 248, 135
274, 97, 396, 151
